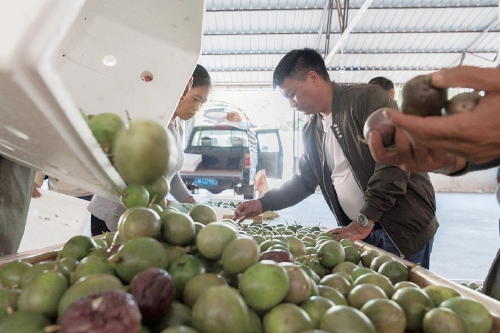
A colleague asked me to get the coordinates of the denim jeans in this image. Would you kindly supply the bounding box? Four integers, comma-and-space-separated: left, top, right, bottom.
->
363, 228, 434, 269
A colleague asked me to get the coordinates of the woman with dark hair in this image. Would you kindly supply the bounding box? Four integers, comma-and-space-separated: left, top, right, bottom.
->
88, 64, 212, 234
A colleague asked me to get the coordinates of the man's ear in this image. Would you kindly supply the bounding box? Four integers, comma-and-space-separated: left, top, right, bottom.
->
308, 70, 321, 85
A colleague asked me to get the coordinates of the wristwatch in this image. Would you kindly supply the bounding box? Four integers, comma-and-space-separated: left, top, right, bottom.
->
357, 213, 375, 228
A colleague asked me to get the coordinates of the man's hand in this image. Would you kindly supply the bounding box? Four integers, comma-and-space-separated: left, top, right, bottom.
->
32, 183, 42, 198
368, 125, 467, 174
328, 220, 374, 242
233, 200, 263, 223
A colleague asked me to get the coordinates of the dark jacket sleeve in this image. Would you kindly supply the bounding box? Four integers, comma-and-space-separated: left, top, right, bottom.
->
259, 153, 317, 212
361, 163, 411, 221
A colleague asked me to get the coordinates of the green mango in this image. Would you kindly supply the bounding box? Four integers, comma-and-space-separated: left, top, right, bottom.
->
18, 270, 68, 319
0, 311, 51, 332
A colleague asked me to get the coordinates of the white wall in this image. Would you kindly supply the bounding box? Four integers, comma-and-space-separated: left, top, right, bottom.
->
430, 167, 498, 193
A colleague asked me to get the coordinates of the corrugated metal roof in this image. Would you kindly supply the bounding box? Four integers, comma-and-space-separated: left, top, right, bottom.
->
199, 0, 500, 88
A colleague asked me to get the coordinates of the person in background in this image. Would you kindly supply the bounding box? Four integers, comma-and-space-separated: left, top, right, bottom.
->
87, 64, 212, 234
234, 48, 438, 269
366, 65, 500, 300
33, 172, 93, 201
368, 76, 395, 100
0, 156, 37, 257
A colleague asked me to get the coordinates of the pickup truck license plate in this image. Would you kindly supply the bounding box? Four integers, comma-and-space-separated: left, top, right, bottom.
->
194, 178, 218, 186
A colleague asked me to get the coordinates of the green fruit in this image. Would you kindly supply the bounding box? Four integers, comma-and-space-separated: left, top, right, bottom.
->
160, 326, 198, 333
317, 240, 345, 268
263, 303, 313, 333
440, 297, 493, 333
117, 207, 162, 240
360, 249, 381, 268
189, 204, 217, 225
18, 270, 68, 319
239, 261, 289, 311
93, 238, 108, 249
192, 285, 249, 333
285, 236, 307, 257
145, 176, 170, 204
320, 305, 376, 333
160, 211, 196, 246
61, 235, 97, 260
343, 245, 361, 264
300, 296, 336, 328
423, 307, 464, 333
394, 281, 420, 291
109, 237, 169, 283
151, 301, 192, 332
248, 308, 264, 333
353, 272, 394, 298
370, 254, 393, 272
121, 184, 150, 208
59, 257, 79, 273
423, 285, 460, 307
57, 273, 123, 320
183, 273, 227, 308
72, 256, 115, 282
221, 236, 261, 274
317, 285, 348, 306
350, 267, 375, 281
114, 120, 174, 185
347, 283, 387, 309
20, 261, 70, 289
361, 298, 406, 333
0, 311, 51, 332
319, 273, 351, 298
169, 254, 206, 299
378, 260, 409, 285
391, 287, 434, 331
196, 222, 238, 260
0, 261, 32, 287
280, 262, 312, 304
0, 288, 21, 319
332, 261, 358, 274
88, 112, 126, 156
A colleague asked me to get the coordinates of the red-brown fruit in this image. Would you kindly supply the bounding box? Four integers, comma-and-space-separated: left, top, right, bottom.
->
61, 289, 141, 333
128, 267, 176, 320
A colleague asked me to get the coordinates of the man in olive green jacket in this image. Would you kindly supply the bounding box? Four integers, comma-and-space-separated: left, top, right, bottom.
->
234, 48, 438, 268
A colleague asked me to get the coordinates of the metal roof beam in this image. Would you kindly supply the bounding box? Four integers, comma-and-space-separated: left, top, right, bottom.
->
203, 29, 500, 36
201, 51, 497, 56
205, 5, 498, 12
323, 0, 370, 64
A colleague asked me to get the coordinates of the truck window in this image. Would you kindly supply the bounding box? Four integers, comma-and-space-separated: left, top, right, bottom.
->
258, 132, 280, 152
190, 129, 249, 148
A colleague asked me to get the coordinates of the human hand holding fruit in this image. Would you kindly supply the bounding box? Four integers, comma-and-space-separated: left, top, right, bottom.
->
367, 66, 500, 173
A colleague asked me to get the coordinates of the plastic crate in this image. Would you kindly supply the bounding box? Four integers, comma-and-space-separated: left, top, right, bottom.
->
0, 0, 205, 201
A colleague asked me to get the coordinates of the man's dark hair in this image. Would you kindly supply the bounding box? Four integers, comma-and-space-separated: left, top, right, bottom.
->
273, 48, 330, 89
368, 76, 394, 91
192, 64, 211, 88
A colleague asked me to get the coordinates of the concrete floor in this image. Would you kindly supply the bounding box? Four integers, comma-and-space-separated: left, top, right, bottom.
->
263, 191, 500, 281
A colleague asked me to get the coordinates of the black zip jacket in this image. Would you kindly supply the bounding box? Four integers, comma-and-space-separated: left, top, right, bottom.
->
260, 83, 438, 257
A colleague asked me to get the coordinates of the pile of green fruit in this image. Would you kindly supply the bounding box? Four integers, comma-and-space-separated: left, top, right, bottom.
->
84, 111, 176, 201
0, 214, 495, 333
205, 200, 242, 210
